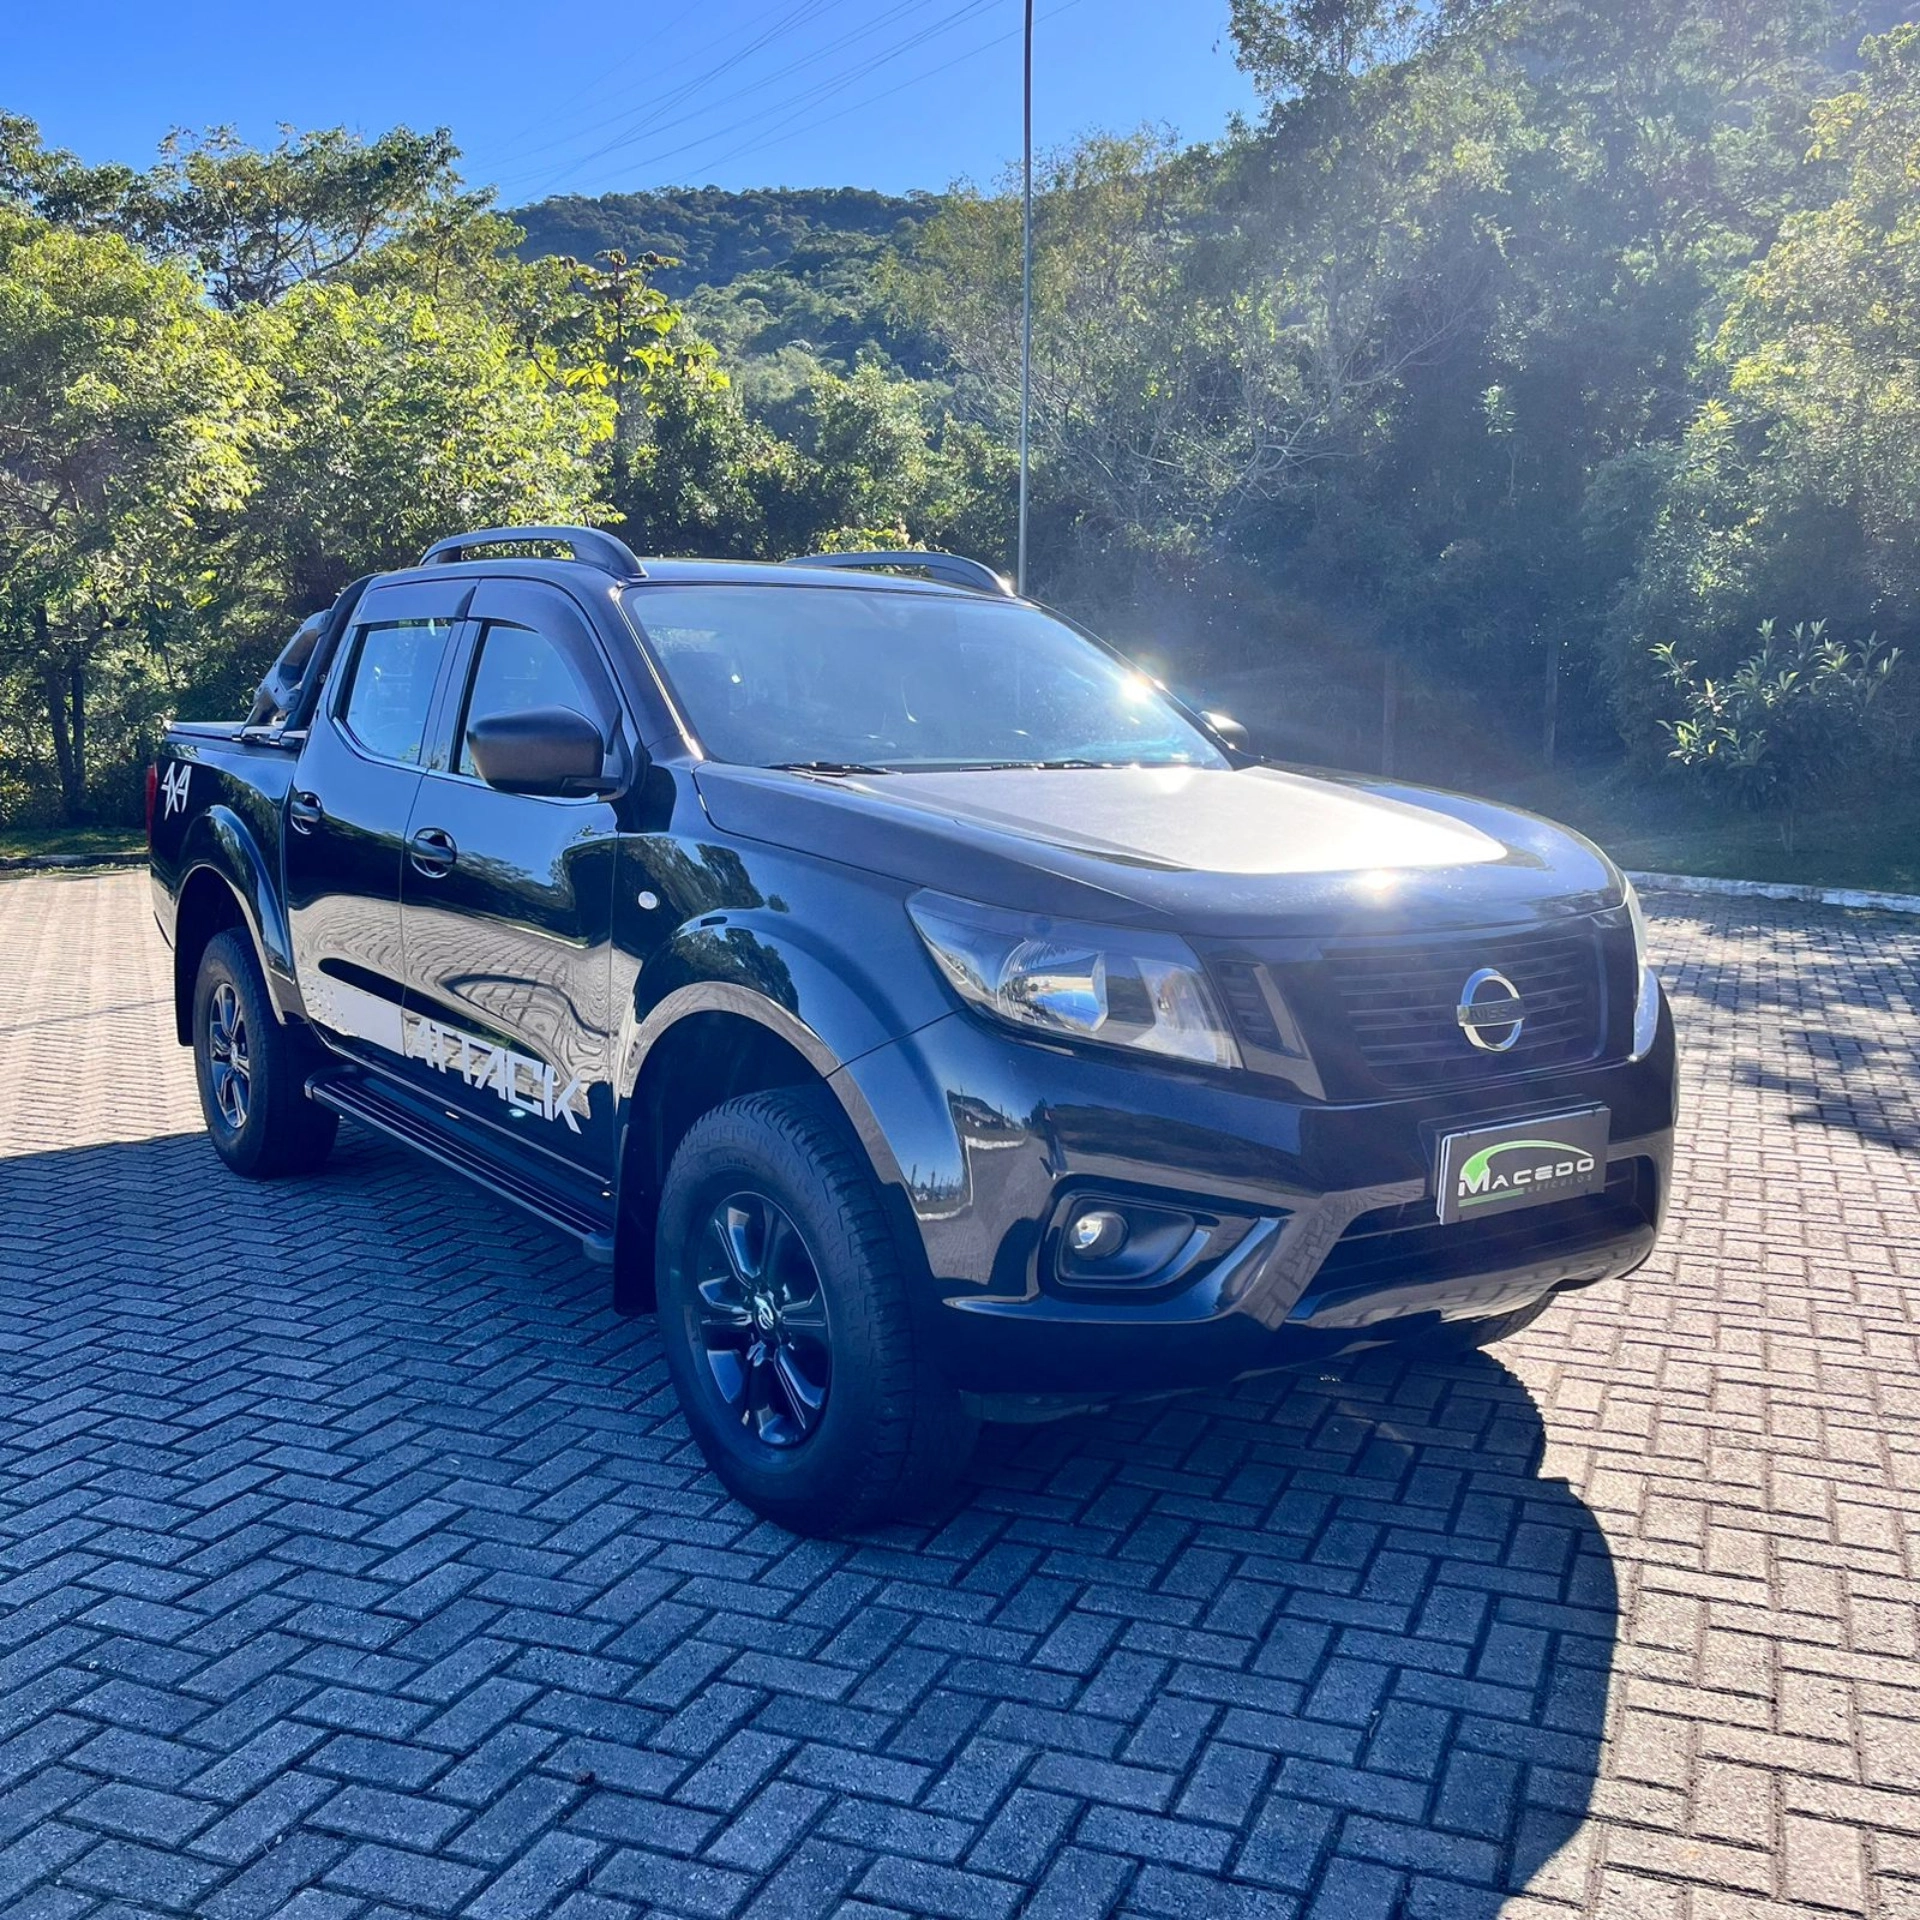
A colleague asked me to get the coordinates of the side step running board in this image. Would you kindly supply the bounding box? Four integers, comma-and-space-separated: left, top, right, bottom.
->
308, 1070, 616, 1265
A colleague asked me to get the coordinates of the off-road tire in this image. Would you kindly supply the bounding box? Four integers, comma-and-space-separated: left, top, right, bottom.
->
656, 1085, 976, 1534
192, 928, 338, 1179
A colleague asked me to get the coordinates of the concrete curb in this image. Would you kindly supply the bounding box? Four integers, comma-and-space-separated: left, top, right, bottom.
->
0, 852, 146, 873
1627, 869, 1920, 917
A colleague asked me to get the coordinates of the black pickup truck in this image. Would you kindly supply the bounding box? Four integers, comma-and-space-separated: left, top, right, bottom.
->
150, 525, 1677, 1533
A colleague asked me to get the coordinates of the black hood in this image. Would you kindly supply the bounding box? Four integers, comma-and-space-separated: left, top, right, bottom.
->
692, 761, 1623, 939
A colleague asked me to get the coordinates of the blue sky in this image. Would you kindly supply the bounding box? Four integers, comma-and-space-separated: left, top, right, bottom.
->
8, 0, 1258, 206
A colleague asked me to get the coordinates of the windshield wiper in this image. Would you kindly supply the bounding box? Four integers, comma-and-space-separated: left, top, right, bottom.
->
934, 757, 1126, 771
770, 759, 894, 776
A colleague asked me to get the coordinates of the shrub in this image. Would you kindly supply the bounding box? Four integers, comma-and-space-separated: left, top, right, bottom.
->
1652, 620, 1903, 848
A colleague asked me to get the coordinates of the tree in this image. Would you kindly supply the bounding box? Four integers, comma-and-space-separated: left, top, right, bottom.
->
2, 119, 469, 309
610, 345, 801, 559
1617, 24, 1920, 718
1229, 0, 1491, 97
1715, 24, 1920, 602
2, 1, 1909, 823
0, 119, 625, 821
910, 133, 1251, 555
0, 212, 252, 820
229, 280, 613, 613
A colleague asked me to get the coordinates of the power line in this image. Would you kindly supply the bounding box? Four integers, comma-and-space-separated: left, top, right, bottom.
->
525, 0, 957, 180
502, 0, 998, 199
495, 0, 1009, 201
684, 0, 1088, 182
482, 0, 745, 168
567, 0, 1002, 182
489, 0, 848, 183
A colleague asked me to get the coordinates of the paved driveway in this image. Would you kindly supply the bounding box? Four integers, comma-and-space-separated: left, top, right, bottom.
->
0, 869, 1915, 1920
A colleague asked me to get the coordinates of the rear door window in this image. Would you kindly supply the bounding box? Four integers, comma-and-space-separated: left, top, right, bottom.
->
337, 620, 453, 766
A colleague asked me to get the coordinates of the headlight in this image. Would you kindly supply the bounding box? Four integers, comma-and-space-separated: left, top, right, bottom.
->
908, 891, 1241, 1068
1623, 878, 1661, 1060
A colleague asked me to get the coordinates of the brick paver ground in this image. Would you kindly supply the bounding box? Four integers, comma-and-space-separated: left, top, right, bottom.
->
0, 867, 1915, 1920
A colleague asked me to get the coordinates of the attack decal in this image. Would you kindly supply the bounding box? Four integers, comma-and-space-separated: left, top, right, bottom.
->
305, 976, 589, 1132
160, 761, 191, 816
402, 1011, 590, 1133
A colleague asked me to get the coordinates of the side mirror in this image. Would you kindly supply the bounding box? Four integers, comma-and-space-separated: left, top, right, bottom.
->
466, 706, 610, 795
1203, 710, 1251, 754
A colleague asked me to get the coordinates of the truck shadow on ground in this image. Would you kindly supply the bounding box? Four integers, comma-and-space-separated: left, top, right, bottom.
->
0, 1125, 1613, 1919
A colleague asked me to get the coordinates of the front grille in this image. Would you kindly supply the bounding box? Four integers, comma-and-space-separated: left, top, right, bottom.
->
1300, 1158, 1657, 1306
1213, 959, 1286, 1054
1325, 923, 1603, 1091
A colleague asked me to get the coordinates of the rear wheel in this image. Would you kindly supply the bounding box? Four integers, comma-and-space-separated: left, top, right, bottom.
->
655, 1086, 975, 1534
192, 928, 337, 1179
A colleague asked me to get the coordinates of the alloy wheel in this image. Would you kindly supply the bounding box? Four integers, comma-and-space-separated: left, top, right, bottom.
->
692, 1191, 832, 1448
207, 981, 251, 1130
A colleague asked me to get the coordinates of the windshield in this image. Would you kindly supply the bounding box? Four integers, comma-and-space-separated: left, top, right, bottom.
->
621, 583, 1226, 772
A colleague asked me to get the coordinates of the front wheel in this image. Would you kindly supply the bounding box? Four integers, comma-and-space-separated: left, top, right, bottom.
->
655, 1087, 975, 1534
192, 928, 337, 1179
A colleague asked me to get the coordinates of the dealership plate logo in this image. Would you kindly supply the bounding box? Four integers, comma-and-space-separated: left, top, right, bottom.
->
1456, 966, 1525, 1052
1433, 1106, 1610, 1224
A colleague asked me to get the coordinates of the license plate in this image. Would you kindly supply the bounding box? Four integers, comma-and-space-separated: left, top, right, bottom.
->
1434, 1107, 1610, 1225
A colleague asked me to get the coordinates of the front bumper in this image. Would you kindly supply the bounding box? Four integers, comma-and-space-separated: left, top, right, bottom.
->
834, 994, 1677, 1400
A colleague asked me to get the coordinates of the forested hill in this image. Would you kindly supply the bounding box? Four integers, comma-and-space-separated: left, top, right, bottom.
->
6, 0, 1919, 849
511, 183, 948, 389
509, 185, 936, 297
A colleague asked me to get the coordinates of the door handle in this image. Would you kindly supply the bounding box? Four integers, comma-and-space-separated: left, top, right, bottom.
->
409, 827, 458, 877
288, 790, 323, 835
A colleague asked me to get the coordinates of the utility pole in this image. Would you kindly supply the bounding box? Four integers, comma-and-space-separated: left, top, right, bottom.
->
1018, 0, 1034, 596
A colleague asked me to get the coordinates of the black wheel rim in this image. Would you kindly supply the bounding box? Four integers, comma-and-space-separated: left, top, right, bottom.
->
207, 981, 250, 1130
691, 1191, 831, 1449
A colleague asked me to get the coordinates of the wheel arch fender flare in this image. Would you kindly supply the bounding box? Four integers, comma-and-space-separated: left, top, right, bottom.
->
607, 954, 937, 1313
614, 977, 911, 1192
172, 807, 299, 1042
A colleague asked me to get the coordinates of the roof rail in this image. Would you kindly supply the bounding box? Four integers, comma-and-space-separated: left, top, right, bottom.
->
419, 525, 646, 580
788, 550, 1014, 596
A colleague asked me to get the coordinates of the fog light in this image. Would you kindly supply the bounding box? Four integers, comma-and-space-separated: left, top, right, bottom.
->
1068, 1208, 1129, 1261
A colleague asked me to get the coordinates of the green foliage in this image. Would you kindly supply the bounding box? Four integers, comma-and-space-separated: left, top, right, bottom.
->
609, 353, 1009, 566
884, 0, 1882, 780
911, 131, 1244, 553
0, 209, 256, 820
2, 0, 1912, 838
516, 187, 949, 416
1615, 25, 1920, 735
511, 185, 936, 300
1228, 0, 1491, 96
4, 121, 468, 308
231, 280, 612, 611
1653, 620, 1904, 839
0, 120, 613, 821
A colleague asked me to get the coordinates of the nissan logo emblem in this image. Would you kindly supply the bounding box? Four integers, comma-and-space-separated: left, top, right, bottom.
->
1457, 967, 1526, 1052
